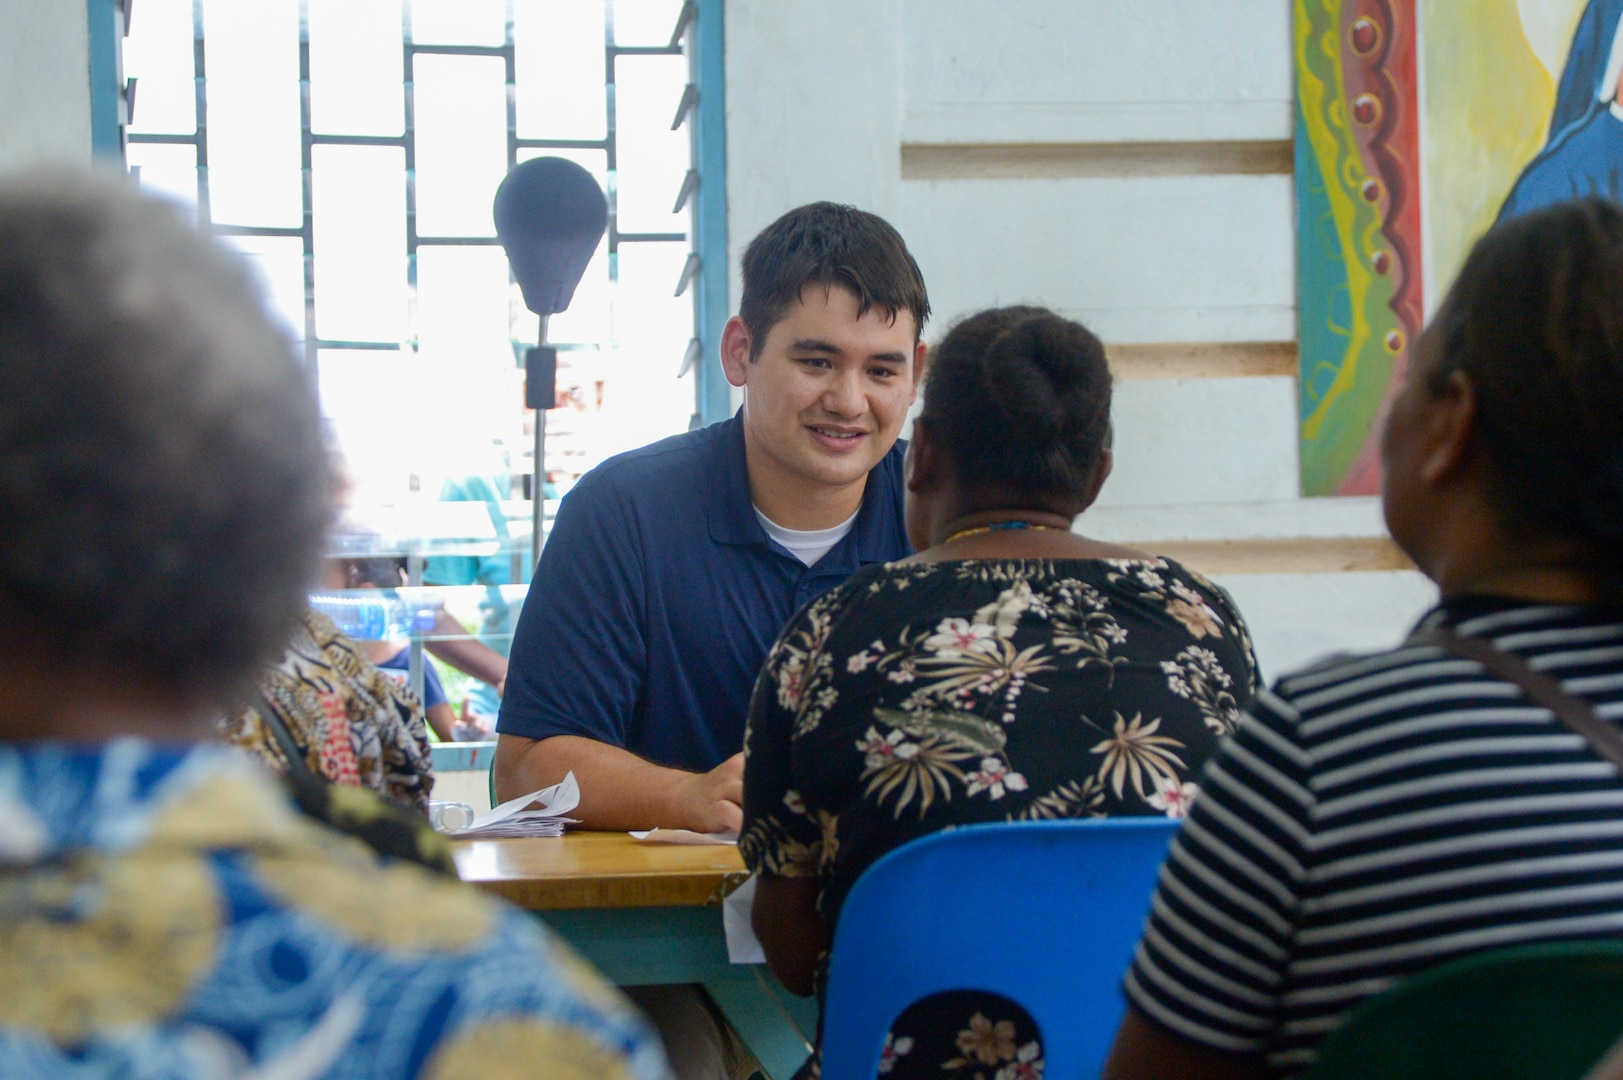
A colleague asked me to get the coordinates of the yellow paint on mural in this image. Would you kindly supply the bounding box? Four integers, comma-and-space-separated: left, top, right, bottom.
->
1298, 0, 1376, 444
1420, 0, 1585, 308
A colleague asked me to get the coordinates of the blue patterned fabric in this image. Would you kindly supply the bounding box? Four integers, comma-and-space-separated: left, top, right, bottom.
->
0, 739, 669, 1080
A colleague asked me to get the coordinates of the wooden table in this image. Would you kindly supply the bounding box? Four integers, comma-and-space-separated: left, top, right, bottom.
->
454, 830, 751, 909
455, 833, 816, 1079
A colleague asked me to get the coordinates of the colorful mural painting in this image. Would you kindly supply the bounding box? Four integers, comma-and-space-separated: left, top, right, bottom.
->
1296, 0, 1614, 495
1295, 0, 1421, 496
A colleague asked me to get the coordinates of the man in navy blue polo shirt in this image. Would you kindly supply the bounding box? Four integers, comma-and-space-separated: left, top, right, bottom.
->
494, 202, 929, 832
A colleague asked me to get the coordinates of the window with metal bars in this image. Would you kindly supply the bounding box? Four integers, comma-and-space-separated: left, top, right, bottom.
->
116, 0, 726, 505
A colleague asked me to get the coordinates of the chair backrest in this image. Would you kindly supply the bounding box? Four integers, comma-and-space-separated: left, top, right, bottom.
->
1302, 940, 1623, 1080
818, 817, 1179, 1080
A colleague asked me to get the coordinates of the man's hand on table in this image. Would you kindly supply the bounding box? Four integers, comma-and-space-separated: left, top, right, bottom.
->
671, 752, 743, 834
495, 733, 744, 833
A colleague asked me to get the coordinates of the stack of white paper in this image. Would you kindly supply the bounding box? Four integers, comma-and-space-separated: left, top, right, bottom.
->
628, 828, 738, 845
443, 772, 580, 838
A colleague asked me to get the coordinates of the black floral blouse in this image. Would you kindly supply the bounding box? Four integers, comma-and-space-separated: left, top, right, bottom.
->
740, 557, 1258, 1079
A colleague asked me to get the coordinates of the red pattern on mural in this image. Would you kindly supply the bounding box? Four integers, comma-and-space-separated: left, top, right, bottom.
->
1335, 0, 1423, 495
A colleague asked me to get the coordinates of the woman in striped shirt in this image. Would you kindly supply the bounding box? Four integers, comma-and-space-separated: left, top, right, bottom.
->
1103, 197, 1623, 1078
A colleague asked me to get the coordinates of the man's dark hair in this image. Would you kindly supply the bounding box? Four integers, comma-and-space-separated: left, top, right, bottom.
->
738, 202, 930, 359
1424, 197, 1623, 571
920, 306, 1112, 505
0, 169, 334, 705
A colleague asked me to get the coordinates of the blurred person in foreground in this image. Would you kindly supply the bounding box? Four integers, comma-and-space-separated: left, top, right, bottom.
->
0, 168, 666, 1079
742, 306, 1259, 1079
1103, 200, 1623, 1078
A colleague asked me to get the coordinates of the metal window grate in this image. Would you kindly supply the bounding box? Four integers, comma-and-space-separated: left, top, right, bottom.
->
126, 0, 710, 460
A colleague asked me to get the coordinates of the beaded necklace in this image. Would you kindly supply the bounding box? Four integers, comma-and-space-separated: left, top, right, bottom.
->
941, 521, 1069, 545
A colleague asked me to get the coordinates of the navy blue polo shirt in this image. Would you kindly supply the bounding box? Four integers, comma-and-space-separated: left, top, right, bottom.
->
497, 412, 911, 773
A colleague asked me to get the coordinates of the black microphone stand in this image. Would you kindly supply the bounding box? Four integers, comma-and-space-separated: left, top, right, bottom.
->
527, 315, 557, 572
492, 155, 607, 574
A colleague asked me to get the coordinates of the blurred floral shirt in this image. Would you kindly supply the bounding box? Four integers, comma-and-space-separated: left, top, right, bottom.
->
0, 740, 669, 1080
741, 557, 1258, 1079
221, 609, 436, 814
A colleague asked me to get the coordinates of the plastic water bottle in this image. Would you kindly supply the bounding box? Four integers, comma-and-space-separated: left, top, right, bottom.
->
429, 800, 476, 832
309, 593, 436, 641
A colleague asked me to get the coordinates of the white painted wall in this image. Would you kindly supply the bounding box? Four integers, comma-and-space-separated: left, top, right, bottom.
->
725, 0, 1437, 682
723, 1, 905, 273
1102, 377, 1300, 508
900, 0, 1293, 145
0, 0, 92, 171
1213, 570, 1437, 683
903, 173, 1296, 344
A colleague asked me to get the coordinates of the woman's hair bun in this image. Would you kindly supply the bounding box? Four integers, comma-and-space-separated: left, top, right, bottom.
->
921, 305, 1112, 502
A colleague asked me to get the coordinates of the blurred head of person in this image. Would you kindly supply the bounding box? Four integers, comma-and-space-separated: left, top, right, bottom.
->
0, 169, 334, 739
1382, 197, 1623, 603
326, 556, 407, 592
905, 305, 1114, 552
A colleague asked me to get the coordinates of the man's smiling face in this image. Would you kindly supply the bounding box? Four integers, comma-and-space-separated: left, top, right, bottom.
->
723, 284, 922, 522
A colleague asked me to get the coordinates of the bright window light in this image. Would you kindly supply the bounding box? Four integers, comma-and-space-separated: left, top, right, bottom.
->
124, 0, 704, 506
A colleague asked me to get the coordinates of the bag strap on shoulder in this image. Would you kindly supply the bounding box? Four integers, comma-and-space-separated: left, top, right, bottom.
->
1412, 626, 1623, 776
255, 690, 321, 783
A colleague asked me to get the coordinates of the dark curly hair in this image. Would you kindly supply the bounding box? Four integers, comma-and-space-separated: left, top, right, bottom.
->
739, 202, 930, 358
0, 169, 334, 704
919, 305, 1112, 506
1423, 197, 1623, 565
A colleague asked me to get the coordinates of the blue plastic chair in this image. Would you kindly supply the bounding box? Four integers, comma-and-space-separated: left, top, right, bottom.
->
818, 817, 1180, 1080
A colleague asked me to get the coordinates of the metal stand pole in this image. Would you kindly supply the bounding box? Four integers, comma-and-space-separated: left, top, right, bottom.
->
406, 550, 424, 705
531, 315, 551, 573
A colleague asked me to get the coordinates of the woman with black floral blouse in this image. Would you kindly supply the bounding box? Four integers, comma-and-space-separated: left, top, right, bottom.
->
740, 305, 1259, 1080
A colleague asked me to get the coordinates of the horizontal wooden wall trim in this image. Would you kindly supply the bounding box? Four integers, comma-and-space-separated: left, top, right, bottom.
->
1128, 536, 1415, 576
901, 140, 1294, 180
1106, 341, 1297, 380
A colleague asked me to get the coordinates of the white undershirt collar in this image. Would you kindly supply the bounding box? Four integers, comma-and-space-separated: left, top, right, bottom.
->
753, 506, 859, 567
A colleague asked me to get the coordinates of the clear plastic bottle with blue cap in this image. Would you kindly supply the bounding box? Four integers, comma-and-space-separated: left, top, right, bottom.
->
308, 593, 437, 641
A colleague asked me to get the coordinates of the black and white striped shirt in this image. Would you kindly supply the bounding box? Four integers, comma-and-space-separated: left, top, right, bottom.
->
1123, 598, 1623, 1075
